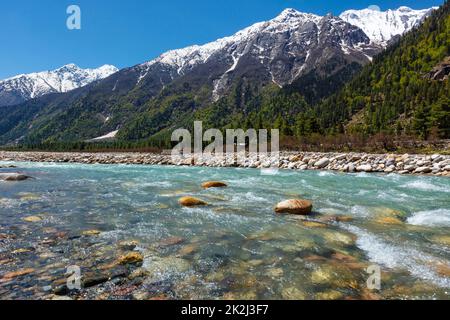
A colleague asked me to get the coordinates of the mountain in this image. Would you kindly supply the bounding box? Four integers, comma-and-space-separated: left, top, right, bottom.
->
136, 9, 380, 102
311, 1, 449, 139
0, 64, 118, 107
0, 5, 441, 147
340, 6, 437, 45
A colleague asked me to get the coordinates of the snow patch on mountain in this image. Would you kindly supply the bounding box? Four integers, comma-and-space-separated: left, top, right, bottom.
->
141, 9, 322, 74
0, 64, 118, 106
340, 6, 437, 45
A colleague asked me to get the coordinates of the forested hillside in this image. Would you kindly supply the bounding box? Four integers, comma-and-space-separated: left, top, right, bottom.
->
311, 0, 449, 139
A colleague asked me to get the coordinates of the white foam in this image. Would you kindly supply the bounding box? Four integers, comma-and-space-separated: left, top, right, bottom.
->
345, 225, 450, 288
407, 209, 450, 227
401, 180, 449, 193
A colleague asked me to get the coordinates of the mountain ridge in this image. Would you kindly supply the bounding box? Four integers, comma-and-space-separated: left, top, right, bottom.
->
0, 64, 118, 107
0, 5, 443, 147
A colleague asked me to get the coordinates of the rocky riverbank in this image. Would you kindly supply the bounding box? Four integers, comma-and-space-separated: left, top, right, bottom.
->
1, 151, 450, 176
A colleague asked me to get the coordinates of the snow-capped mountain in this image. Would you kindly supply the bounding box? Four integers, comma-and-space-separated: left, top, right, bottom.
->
0, 64, 118, 107
134, 6, 435, 100
340, 6, 437, 45
135, 8, 379, 100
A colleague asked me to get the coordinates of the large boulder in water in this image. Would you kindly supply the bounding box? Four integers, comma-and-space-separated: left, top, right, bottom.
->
179, 197, 208, 207
201, 181, 228, 189
0, 173, 31, 181
275, 199, 313, 215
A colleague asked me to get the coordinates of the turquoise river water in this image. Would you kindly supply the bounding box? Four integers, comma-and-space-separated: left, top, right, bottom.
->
0, 161, 449, 300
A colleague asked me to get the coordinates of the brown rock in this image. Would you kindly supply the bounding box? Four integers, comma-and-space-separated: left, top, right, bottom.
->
201, 181, 228, 189
158, 236, 185, 247
275, 199, 313, 215
2, 268, 35, 280
179, 197, 208, 207
82, 230, 102, 236
23, 216, 42, 222
117, 252, 143, 265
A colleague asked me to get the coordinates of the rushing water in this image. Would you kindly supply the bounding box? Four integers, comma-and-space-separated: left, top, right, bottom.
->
0, 162, 449, 300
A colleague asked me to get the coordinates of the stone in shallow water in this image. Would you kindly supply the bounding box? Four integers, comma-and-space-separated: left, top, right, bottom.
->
311, 266, 334, 284
82, 230, 102, 236
11, 248, 34, 254
178, 197, 208, 207
432, 262, 450, 277
23, 216, 42, 222
301, 221, 328, 228
375, 216, 403, 225
19, 193, 40, 201
143, 256, 190, 281
178, 244, 198, 256
266, 268, 284, 278
281, 287, 307, 300
118, 240, 138, 251
1, 268, 35, 280
431, 235, 450, 246
0, 173, 31, 181
322, 230, 355, 246
274, 199, 313, 215
128, 267, 149, 280
316, 290, 344, 300
158, 236, 185, 247
117, 252, 144, 265
201, 181, 228, 189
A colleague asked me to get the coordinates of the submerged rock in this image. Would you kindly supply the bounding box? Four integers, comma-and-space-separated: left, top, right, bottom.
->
179, 197, 208, 207
118, 240, 138, 251
1, 268, 35, 281
375, 216, 403, 225
82, 230, 102, 236
117, 252, 144, 265
143, 256, 190, 281
22, 216, 42, 222
316, 290, 344, 300
201, 181, 228, 189
0, 173, 31, 181
301, 221, 328, 228
431, 235, 450, 246
19, 193, 40, 201
275, 199, 313, 215
281, 287, 307, 300
158, 236, 185, 247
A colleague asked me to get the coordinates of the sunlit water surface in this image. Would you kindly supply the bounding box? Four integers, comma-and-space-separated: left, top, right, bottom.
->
0, 162, 449, 299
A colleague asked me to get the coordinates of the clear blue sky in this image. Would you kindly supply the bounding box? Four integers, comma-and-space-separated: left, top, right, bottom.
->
0, 0, 444, 79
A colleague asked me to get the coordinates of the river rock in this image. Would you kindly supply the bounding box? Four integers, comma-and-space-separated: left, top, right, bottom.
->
117, 252, 144, 265
178, 197, 208, 207
414, 167, 432, 174
158, 236, 185, 247
118, 240, 138, 251
201, 181, 227, 189
314, 158, 330, 169
316, 290, 344, 300
1, 268, 35, 280
82, 230, 102, 236
275, 199, 312, 215
0, 173, 31, 181
23, 216, 42, 222
375, 216, 403, 225
356, 165, 372, 172
281, 287, 307, 300
142, 256, 190, 280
